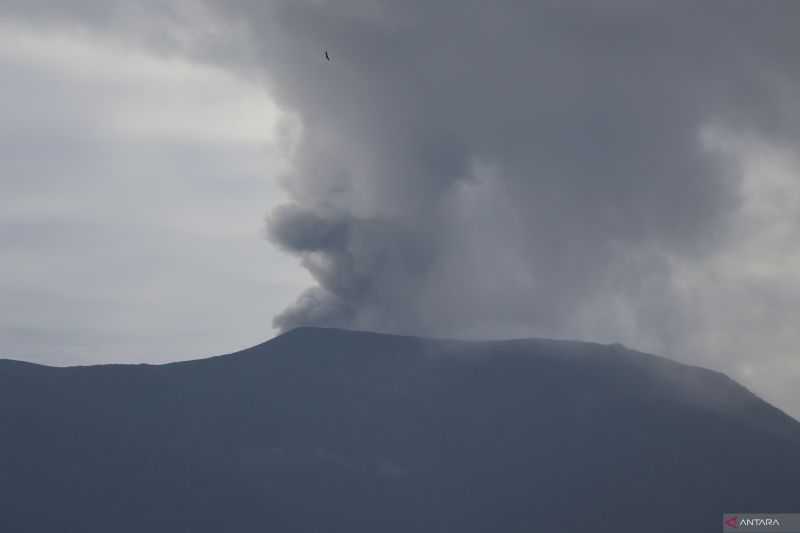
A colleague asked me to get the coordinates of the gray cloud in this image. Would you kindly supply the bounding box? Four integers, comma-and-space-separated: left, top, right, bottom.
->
0, 17, 306, 364
266, 203, 438, 332
204, 2, 800, 333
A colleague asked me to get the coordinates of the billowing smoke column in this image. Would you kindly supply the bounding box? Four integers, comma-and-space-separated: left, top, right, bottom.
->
211, 2, 800, 351
266, 202, 441, 334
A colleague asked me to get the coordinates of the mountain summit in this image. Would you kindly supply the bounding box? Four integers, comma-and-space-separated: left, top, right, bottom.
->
1, 327, 798, 532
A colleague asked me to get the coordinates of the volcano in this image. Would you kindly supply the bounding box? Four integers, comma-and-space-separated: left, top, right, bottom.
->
1, 327, 798, 532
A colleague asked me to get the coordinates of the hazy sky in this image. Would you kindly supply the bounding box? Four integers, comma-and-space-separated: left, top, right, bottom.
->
0, 6, 310, 364
2, 2, 799, 418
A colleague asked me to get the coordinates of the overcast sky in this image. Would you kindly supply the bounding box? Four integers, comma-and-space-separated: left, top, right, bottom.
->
1, 2, 799, 418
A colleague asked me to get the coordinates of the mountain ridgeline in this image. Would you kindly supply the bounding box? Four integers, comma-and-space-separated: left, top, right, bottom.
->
1, 327, 798, 532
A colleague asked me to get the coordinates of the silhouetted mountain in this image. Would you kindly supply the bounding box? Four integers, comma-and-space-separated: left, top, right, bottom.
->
1, 327, 798, 532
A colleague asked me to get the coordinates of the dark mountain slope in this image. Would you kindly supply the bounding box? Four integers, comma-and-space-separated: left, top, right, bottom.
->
1, 326, 798, 532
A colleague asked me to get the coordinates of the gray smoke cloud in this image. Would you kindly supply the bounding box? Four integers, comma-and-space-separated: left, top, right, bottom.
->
206, 2, 800, 344
266, 203, 439, 332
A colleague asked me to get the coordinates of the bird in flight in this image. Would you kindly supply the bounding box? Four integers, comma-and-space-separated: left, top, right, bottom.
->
324, 50, 330, 61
